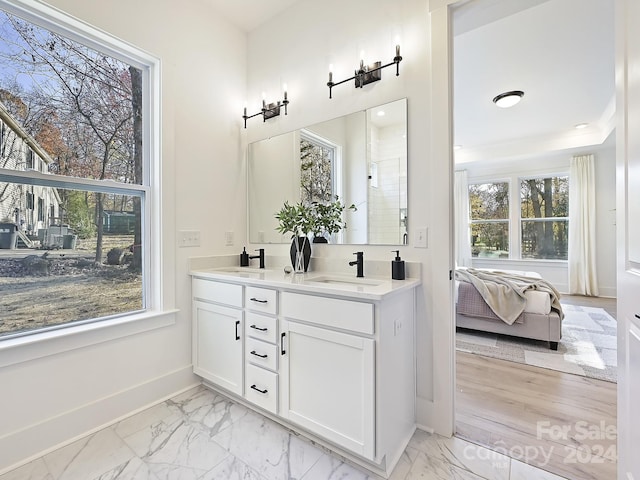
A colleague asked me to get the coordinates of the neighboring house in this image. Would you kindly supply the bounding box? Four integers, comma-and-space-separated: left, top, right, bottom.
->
0, 100, 61, 235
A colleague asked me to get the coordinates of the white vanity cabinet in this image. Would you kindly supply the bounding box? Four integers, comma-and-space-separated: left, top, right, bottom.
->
190, 269, 418, 477
192, 279, 243, 395
280, 292, 375, 458
244, 286, 279, 414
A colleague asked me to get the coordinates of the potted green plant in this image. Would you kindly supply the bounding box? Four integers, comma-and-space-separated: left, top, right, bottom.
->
309, 197, 357, 243
275, 201, 313, 272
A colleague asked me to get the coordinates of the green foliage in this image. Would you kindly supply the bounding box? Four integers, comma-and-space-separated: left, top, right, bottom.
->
309, 197, 357, 237
275, 197, 356, 240
65, 191, 96, 239
275, 201, 314, 238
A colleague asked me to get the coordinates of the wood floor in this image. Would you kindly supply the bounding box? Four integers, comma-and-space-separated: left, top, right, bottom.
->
456, 296, 617, 480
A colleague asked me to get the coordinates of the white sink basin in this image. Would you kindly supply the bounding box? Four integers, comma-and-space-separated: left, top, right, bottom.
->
305, 275, 384, 287
211, 267, 270, 277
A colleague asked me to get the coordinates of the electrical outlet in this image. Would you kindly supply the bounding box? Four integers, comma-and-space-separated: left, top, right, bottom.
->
415, 227, 428, 248
225, 231, 234, 246
178, 230, 200, 247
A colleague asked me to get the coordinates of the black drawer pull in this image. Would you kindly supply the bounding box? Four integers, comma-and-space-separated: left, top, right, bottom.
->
636, 314, 640, 320
250, 350, 268, 358
250, 324, 268, 332
250, 297, 268, 304
250, 384, 268, 394
235, 320, 240, 341
281, 332, 286, 355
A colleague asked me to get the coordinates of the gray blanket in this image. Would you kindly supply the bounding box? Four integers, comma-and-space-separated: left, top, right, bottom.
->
455, 268, 563, 325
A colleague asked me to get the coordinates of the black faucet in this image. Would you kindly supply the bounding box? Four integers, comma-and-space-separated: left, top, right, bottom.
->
349, 251, 364, 278
249, 248, 265, 269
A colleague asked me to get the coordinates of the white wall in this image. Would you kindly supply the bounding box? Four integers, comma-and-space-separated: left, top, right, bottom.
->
244, 0, 449, 432
460, 143, 617, 297
0, 0, 247, 472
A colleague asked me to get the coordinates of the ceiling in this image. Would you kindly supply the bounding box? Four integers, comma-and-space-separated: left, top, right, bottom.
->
452, 0, 615, 165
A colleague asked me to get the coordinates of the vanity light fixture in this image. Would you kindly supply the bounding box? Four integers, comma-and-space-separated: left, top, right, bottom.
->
492, 90, 524, 108
243, 86, 289, 128
327, 45, 403, 99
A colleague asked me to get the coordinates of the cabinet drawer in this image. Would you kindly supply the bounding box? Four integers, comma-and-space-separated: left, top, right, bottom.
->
193, 278, 242, 308
245, 286, 277, 315
246, 337, 278, 371
281, 292, 374, 335
245, 363, 278, 414
246, 312, 278, 344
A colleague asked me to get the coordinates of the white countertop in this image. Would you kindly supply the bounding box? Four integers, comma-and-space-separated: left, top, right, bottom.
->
190, 266, 421, 301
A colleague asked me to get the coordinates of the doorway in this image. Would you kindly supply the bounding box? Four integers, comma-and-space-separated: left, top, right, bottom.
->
450, 1, 617, 478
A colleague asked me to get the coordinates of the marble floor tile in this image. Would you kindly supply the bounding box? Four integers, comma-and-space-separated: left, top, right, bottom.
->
211, 410, 324, 480
0, 459, 53, 480
510, 459, 567, 480
42, 428, 136, 480
301, 454, 377, 480
0, 385, 570, 480
404, 452, 485, 480
408, 430, 510, 480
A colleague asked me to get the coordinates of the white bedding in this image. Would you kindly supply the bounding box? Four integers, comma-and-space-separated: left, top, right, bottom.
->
455, 268, 552, 315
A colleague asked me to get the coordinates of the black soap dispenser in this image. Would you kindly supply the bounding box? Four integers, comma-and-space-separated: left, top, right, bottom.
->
240, 247, 249, 267
391, 250, 405, 280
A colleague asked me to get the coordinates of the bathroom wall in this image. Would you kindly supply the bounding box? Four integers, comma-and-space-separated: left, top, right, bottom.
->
0, 0, 247, 472
244, 0, 448, 432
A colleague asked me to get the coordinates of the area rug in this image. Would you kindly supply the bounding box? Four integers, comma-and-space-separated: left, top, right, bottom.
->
456, 305, 617, 383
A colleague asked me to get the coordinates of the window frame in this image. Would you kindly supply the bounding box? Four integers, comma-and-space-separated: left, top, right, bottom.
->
0, 0, 168, 356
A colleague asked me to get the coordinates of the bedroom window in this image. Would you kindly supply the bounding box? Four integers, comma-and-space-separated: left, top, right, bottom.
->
0, 0, 160, 340
520, 176, 569, 260
469, 181, 509, 258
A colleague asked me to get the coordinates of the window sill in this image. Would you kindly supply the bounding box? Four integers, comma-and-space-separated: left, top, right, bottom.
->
0, 309, 178, 368
473, 258, 568, 267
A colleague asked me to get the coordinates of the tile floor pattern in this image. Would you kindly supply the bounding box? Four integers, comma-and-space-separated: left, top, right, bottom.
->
0, 386, 568, 480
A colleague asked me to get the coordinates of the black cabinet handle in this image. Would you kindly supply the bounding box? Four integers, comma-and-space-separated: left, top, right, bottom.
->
636, 314, 640, 320
250, 384, 268, 394
250, 350, 268, 358
250, 297, 268, 304
250, 324, 268, 332
281, 332, 286, 355
235, 320, 240, 341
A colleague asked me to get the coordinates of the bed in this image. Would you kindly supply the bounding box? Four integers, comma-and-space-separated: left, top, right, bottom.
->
455, 267, 564, 350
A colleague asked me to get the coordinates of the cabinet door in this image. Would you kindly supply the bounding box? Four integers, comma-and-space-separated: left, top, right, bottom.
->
280, 319, 375, 459
193, 300, 243, 395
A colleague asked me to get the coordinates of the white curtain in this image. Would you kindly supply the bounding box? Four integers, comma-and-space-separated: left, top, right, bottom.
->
454, 170, 472, 267
569, 154, 599, 295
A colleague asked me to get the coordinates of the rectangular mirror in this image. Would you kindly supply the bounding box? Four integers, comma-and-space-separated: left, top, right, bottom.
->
248, 98, 407, 245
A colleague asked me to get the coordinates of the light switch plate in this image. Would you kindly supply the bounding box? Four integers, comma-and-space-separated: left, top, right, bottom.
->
225, 231, 234, 246
178, 230, 200, 247
415, 227, 428, 248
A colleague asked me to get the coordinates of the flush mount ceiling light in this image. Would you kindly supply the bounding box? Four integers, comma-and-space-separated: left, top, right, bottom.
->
574, 123, 589, 129
492, 90, 524, 108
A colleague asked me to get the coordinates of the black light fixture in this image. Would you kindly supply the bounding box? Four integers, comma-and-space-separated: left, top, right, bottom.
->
243, 86, 289, 128
492, 90, 524, 108
327, 45, 403, 99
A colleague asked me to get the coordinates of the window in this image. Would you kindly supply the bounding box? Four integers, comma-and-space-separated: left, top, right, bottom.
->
469, 182, 509, 258
520, 176, 569, 260
0, 1, 159, 340
299, 130, 337, 204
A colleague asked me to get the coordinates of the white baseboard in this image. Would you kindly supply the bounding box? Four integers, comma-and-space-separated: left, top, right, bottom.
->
0, 365, 198, 474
